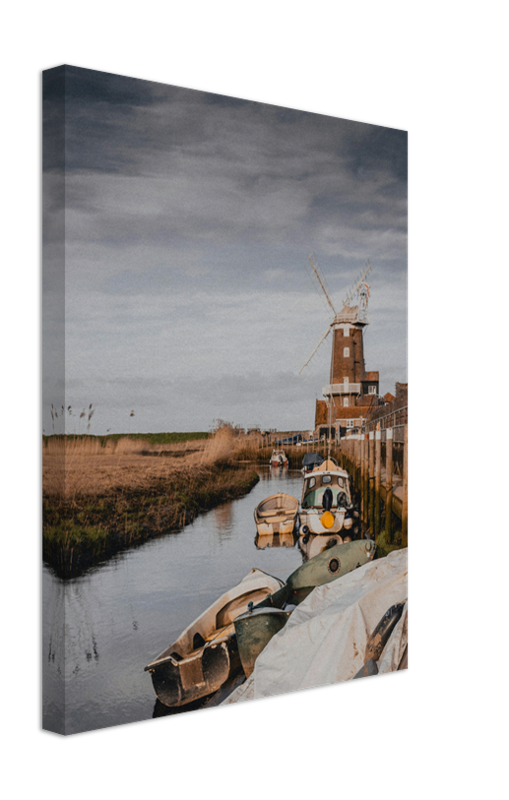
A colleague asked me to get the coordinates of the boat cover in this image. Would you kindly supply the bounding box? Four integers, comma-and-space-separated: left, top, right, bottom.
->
222, 548, 408, 704
302, 452, 324, 469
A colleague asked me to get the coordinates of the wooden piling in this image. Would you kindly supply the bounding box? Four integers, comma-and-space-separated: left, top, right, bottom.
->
359, 435, 365, 523
368, 431, 375, 534
401, 423, 408, 546
385, 428, 393, 543
375, 429, 381, 538
363, 433, 369, 529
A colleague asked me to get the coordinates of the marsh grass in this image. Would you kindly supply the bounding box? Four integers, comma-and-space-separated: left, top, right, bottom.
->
43, 429, 258, 579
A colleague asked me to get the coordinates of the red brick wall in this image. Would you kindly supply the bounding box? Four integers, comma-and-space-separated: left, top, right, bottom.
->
315, 398, 372, 426
331, 325, 366, 384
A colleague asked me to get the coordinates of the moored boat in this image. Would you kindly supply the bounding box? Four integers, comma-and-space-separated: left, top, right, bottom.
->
234, 538, 375, 676
299, 457, 355, 536
301, 451, 324, 474
270, 449, 288, 468
145, 568, 284, 707
254, 492, 299, 536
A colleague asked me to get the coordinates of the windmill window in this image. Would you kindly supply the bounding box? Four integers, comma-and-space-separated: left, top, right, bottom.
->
344, 397, 349, 407
343, 347, 350, 357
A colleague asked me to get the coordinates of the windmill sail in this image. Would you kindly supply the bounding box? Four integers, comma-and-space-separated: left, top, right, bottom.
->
307, 254, 336, 316
299, 326, 331, 374
300, 256, 372, 374
343, 261, 372, 308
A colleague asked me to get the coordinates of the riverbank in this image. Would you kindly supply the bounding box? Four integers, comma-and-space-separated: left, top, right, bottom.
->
43, 431, 259, 579
42, 432, 397, 579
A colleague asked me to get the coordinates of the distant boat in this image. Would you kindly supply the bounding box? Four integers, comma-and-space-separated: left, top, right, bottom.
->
299, 457, 355, 536
145, 568, 283, 708
270, 449, 288, 468
234, 538, 375, 677
254, 492, 299, 536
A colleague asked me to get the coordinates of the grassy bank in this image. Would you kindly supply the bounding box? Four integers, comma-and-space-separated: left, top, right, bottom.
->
43, 430, 257, 579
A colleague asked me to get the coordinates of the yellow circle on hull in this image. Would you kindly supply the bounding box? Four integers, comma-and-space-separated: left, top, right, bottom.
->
320, 511, 335, 528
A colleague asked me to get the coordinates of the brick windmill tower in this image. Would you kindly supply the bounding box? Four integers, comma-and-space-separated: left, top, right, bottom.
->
300, 255, 380, 436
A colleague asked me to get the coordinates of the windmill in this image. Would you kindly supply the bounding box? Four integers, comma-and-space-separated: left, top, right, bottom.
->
300, 254, 374, 439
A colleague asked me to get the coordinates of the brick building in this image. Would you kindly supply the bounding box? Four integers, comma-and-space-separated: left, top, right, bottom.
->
315, 299, 380, 437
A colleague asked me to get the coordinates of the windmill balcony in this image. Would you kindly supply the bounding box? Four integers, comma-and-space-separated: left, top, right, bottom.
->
323, 383, 361, 396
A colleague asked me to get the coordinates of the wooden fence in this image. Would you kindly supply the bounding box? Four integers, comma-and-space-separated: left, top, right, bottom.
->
339, 422, 408, 547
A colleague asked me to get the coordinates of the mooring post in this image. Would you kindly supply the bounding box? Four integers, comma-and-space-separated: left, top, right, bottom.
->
360, 433, 366, 536
402, 423, 408, 547
385, 428, 393, 543
368, 431, 375, 534
375, 429, 381, 538
355, 436, 361, 494
364, 433, 369, 521
363, 433, 369, 528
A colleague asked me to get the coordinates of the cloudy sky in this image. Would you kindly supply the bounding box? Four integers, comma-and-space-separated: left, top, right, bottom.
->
43, 66, 407, 435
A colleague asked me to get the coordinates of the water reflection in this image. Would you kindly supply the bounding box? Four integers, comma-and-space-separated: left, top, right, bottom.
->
254, 531, 298, 549
260, 467, 288, 482
298, 532, 347, 561
43, 570, 66, 733
269, 465, 289, 476
43, 467, 307, 734
213, 502, 234, 532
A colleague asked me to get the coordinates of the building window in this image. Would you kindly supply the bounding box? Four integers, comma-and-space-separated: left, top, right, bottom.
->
346, 420, 354, 428
343, 347, 350, 357
343, 397, 349, 407
368, 385, 376, 394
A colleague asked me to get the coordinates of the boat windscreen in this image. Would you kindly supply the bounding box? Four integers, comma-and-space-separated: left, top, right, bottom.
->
302, 486, 350, 509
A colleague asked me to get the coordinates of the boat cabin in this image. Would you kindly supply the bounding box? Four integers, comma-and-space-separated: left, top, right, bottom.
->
301, 470, 352, 510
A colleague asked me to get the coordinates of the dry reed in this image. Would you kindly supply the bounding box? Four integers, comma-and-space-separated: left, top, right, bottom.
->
43, 428, 260, 579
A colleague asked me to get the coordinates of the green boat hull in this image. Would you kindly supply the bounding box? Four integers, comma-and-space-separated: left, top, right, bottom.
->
234, 608, 291, 678
234, 538, 375, 676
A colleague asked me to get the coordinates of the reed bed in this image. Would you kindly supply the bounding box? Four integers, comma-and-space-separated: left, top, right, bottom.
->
42, 426, 346, 579
43, 430, 259, 579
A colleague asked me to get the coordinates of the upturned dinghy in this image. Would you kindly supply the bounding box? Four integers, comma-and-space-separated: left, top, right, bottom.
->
145, 568, 284, 707
234, 538, 375, 677
254, 492, 299, 536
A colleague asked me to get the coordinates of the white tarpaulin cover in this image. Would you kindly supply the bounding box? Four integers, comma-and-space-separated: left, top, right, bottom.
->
223, 548, 408, 704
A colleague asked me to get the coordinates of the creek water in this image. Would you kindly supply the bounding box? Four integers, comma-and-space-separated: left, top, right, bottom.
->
43, 467, 308, 735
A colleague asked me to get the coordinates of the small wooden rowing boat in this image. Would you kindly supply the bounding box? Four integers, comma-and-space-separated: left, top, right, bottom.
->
234, 539, 375, 677
254, 492, 299, 535
145, 568, 284, 707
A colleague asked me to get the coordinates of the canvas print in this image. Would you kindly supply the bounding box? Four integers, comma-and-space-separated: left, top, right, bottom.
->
42, 65, 408, 735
